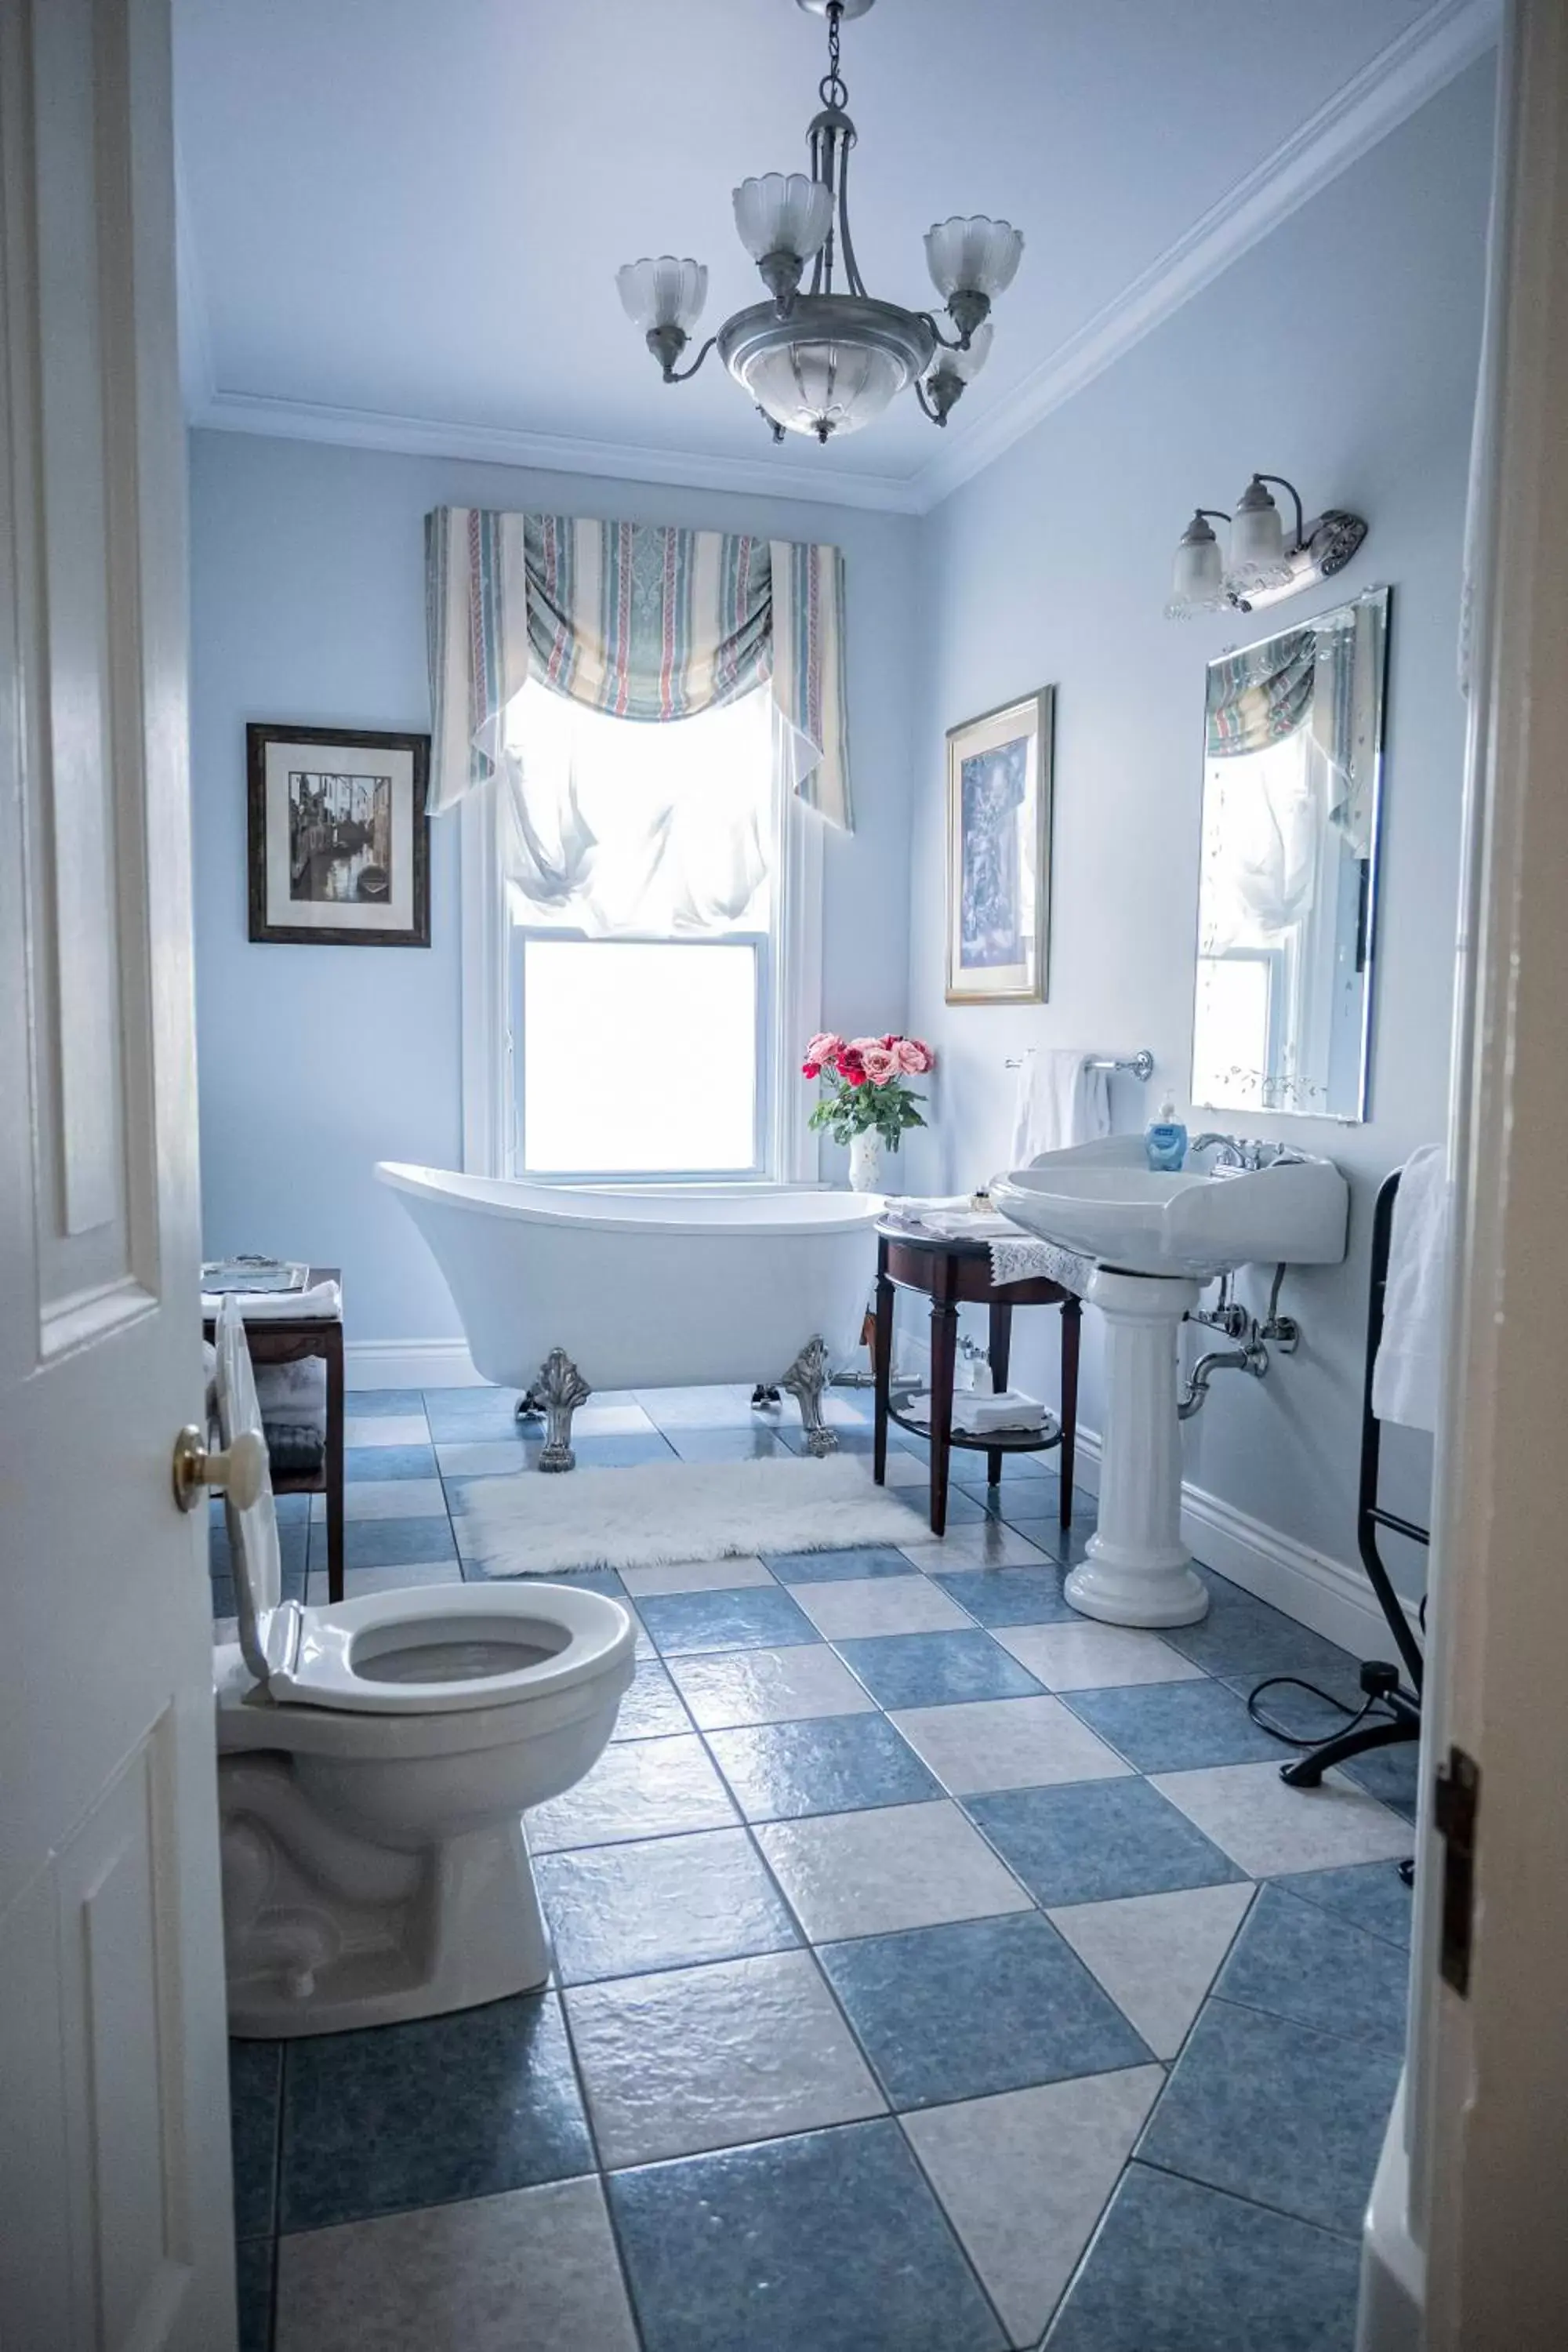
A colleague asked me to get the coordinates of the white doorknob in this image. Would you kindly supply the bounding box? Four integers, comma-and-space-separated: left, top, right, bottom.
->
172, 1425, 269, 1514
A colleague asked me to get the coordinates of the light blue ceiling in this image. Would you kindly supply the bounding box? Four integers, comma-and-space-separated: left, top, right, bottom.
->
173, 0, 1489, 506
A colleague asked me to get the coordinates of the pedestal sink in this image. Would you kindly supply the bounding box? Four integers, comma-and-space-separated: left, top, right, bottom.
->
991, 1138, 1348, 1628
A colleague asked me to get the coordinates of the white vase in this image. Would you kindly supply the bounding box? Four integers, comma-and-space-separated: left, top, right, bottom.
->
848, 1131, 883, 1193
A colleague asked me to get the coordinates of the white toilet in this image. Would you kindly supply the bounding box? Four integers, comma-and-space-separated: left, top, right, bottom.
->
211, 1298, 634, 2038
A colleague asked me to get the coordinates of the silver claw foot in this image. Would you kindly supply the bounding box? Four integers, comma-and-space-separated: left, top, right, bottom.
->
534, 1348, 591, 1472
781, 1335, 837, 1457
515, 1388, 544, 1422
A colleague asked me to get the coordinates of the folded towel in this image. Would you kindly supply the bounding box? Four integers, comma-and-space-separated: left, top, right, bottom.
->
906, 1390, 1051, 1436
918, 1211, 1018, 1242
255, 1359, 326, 1412
263, 1424, 326, 1477
1010, 1049, 1111, 1167
1370, 1146, 1449, 1433
201, 1278, 342, 1322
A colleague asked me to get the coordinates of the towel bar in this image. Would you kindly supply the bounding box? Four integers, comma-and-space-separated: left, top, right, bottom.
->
1004, 1049, 1155, 1081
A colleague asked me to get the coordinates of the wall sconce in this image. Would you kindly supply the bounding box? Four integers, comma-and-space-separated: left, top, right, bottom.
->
1164, 473, 1367, 620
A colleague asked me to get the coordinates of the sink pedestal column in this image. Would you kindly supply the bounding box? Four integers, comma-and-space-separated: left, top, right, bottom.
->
1067, 1267, 1210, 1628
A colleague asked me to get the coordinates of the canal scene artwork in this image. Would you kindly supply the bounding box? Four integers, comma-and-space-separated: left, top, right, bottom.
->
289, 769, 393, 904
248, 722, 430, 946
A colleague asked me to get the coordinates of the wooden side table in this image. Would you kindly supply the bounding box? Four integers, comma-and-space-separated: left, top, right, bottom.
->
872, 1227, 1081, 1540
205, 1266, 345, 1604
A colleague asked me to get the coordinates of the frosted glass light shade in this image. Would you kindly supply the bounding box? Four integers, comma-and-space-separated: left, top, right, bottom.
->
924, 214, 1024, 299
744, 336, 904, 438
733, 172, 833, 263
929, 320, 993, 385
616, 256, 709, 334
1164, 514, 1226, 618
1228, 478, 1288, 582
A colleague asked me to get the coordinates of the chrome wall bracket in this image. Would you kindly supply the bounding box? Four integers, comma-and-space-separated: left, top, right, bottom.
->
781, 1335, 837, 1457
534, 1348, 592, 1472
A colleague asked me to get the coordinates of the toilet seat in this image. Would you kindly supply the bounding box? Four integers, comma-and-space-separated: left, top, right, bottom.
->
256, 1581, 632, 1715
211, 1296, 632, 1719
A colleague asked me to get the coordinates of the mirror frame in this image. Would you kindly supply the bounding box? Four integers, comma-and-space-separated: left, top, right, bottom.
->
1189, 583, 1391, 1123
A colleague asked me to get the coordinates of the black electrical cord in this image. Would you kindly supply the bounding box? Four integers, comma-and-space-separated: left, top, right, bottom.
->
1245, 1672, 1400, 1748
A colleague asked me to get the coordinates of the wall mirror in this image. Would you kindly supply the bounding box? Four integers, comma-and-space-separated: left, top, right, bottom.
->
1191, 586, 1389, 1121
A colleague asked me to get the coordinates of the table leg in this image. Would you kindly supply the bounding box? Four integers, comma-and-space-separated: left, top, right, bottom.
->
985, 1299, 1014, 1490
325, 1323, 345, 1605
873, 1243, 894, 1486
1059, 1294, 1081, 1531
928, 1263, 958, 1538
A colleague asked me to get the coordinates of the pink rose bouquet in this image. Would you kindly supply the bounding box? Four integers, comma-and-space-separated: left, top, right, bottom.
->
802, 1029, 935, 1151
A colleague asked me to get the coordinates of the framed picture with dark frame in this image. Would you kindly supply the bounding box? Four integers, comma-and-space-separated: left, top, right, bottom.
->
247, 723, 431, 947
945, 687, 1054, 1004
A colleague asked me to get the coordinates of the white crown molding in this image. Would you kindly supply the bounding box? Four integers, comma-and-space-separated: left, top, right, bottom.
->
189, 387, 928, 515
914, 0, 1501, 509
180, 0, 1497, 519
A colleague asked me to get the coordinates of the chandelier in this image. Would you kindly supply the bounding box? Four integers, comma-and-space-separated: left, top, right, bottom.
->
615, 0, 1024, 445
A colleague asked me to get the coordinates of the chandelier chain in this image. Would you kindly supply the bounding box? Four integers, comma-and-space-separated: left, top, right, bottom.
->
818, 1, 848, 111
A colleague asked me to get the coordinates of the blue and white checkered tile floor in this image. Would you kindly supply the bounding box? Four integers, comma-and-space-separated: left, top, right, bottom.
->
216, 1384, 1417, 2352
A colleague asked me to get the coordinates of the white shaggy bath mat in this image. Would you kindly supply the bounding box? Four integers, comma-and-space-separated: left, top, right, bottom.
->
453, 1454, 927, 1577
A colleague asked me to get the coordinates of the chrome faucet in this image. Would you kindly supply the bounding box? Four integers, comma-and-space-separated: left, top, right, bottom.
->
1189, 1134, 1310, 1173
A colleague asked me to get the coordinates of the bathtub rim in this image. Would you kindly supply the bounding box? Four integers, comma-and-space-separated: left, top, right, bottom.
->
375, 1160, 887, 1240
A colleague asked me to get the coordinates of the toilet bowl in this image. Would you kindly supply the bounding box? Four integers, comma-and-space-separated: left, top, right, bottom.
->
210, 1298, 634, 2037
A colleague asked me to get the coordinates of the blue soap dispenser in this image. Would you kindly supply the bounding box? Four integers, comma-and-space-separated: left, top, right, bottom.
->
1145, 1097, 1188, 1171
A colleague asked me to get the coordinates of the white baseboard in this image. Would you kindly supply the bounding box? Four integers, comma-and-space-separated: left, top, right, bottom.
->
1068, 1428, 1420, 1662
344, 1337, 483, 1389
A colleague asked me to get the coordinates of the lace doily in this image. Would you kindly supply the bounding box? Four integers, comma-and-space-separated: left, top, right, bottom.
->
989, 1236, 1092, 1294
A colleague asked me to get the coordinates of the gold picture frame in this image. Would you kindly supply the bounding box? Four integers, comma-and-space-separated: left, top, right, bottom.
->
945, 687, 1054, 1004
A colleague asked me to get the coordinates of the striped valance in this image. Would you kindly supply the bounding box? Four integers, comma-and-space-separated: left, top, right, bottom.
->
426, 507, 852, 829
1205, 628, 1316, 760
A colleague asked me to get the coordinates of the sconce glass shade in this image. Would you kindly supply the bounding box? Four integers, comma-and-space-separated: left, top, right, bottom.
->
1164, 513, 1227, 619
615, 256, 709, 334
1226, 477, 1292, 592
924, 215, 1024, 299
733, 173, 833, 263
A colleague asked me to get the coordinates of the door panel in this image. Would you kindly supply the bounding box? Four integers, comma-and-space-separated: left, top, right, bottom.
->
0, 0, 235, 2343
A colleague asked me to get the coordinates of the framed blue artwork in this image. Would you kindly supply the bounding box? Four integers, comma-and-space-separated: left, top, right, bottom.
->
945, 688, 1053, 1004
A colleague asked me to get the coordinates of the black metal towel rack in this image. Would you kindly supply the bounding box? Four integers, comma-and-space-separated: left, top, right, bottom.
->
1279, 1165, 1425, 1788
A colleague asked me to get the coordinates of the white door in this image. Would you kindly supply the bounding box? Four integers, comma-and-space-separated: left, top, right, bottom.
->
0, 0, 237, 2344
1360, 5, 1568, 2347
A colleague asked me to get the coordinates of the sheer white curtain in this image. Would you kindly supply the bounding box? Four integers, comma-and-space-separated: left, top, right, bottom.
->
499, 680, 779, 936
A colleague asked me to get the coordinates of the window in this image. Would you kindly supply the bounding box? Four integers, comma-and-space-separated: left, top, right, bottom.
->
521, 938, 763, 1174
500, 682, 804, 1182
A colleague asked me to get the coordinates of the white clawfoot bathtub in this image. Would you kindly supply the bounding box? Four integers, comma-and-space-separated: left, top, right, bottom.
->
376, 1164, 882, 1466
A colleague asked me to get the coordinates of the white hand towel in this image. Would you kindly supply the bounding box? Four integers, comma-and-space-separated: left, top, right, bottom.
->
1370, 1145, 1449, 1433
201, 1279, 343, 1322
1010, 1049, 1112, 1167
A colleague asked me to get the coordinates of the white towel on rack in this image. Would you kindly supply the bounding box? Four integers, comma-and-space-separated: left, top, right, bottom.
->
1370, 1145, 1449, 1434
1009, 1049, 1112, 1168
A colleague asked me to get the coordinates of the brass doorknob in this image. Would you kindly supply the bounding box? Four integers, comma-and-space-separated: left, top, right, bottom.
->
172, 1425, 268, 1514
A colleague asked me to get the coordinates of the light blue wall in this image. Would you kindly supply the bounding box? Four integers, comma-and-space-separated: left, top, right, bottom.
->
190, 56, 1493, 1599
188, 435, 920, 1341
905, 61, 1495, 1585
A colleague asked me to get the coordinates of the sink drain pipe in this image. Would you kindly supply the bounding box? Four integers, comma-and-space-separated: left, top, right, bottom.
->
1178, 1334, 1269, 1419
